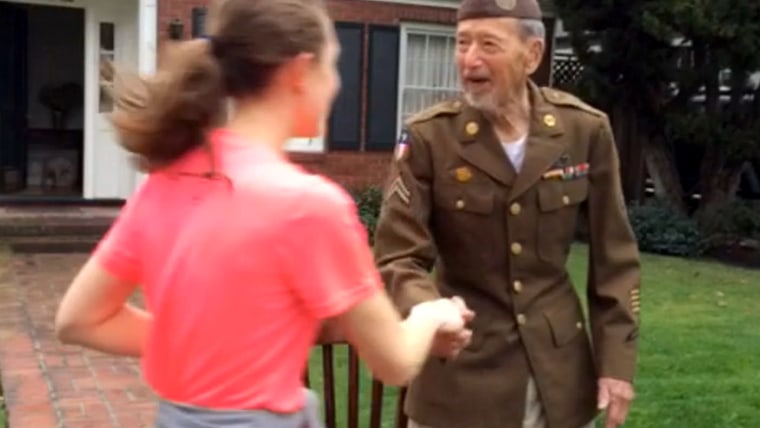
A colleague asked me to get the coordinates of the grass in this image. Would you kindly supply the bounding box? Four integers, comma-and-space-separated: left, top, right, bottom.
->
306, 244, 760, 428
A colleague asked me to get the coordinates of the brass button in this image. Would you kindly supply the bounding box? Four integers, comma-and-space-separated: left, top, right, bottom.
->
576, 322, 583, 330
516, 314, 527, 325
455, 199, 465, 209
465, 121, 479, 136
513, 280, 523, 293
511, 242, 523, 255
562, 195, 570, 205
509, 202, 521, 215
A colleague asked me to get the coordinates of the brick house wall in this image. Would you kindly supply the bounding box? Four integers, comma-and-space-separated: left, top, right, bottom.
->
157, 1, 555, 191
157, 0, 457, 190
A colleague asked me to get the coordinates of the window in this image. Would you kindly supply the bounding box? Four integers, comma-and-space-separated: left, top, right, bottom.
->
397, 24, 459, 135
99, 22, 116, 113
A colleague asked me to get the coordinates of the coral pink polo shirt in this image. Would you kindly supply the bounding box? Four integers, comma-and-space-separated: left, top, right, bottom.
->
93, 129, 382, 412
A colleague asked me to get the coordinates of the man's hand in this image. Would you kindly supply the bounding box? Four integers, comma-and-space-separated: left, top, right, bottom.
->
430, 296, 475, 359
598, 377, 635, 428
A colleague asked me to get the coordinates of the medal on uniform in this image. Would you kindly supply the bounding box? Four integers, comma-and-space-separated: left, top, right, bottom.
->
542, 162, 590, 181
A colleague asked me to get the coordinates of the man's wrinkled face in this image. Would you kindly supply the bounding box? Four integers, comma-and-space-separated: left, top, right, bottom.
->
455, 17, 544, 113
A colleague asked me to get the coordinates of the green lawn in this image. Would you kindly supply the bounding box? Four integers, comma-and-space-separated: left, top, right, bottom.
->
306, 244, 760, 427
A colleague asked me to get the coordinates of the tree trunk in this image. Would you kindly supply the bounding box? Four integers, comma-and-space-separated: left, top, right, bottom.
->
611, 104, 646, 203
643, 134, 687, 214
694, 146, 744, 225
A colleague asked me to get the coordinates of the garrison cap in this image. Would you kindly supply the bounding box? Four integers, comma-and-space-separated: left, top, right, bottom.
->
457, 0, 542, 21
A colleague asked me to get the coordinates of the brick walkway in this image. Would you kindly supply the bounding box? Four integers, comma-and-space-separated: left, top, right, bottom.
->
0, 250, 156, 428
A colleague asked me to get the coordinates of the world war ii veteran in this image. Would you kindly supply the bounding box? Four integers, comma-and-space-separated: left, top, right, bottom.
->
372, 0, 642, 427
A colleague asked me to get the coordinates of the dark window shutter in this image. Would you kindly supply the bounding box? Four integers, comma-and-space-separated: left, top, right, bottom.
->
191, 7, 208, 38
365, 25, 400, 152
327, 23, 363, 151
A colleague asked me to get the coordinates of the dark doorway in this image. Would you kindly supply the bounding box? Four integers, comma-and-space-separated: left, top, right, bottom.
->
0, 2, 85, 199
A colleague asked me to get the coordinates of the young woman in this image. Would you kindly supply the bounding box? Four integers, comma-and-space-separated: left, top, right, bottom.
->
54, 0, 473, 427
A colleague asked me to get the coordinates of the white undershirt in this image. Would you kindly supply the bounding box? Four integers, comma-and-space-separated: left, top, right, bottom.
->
502, 135, 528, 172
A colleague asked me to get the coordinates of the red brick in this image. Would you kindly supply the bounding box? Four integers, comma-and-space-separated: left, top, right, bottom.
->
63, 420, 117, 428
0, 254, 158, 427
115, 413, 149, 428
8, 412, 58, 428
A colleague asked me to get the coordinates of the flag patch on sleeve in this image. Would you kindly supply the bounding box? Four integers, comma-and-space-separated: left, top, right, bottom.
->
395, 129, 410, 161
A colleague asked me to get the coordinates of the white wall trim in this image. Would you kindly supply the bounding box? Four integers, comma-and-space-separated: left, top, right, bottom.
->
134, 0, 158, 189
138, 0, 157, 77
401, 21, 457, 36
83, 4, 95, 198
396, 22, 456, 136
363, 0, 458, 9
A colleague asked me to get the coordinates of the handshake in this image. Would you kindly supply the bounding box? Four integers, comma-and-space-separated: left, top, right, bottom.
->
410, 296, 475, 359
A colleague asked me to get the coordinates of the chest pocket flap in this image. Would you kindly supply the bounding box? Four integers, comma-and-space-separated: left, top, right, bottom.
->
537, 178, 589, 213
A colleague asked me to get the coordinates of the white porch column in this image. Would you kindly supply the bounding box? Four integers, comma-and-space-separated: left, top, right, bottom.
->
134, 0, 157, 190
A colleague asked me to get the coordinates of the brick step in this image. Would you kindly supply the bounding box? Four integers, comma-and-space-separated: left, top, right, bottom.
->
0, 206, 118, 239
6, 235, 100, 254
0, 221, 112, 238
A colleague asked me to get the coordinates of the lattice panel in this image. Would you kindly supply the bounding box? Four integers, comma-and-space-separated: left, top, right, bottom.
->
552, 57, 584, 87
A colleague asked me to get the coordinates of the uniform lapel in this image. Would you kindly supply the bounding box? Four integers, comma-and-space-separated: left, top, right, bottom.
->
456, 103, 517, 187
508, 82, 566, 202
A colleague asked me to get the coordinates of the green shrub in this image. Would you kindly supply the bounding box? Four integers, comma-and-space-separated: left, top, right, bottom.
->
351, 186, 384, 244
699, 200, 760, 249
628, 198, 704, 257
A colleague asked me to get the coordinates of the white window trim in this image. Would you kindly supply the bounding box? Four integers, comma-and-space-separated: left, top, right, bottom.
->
364, 0, 458, 9
396, 22, 458, 137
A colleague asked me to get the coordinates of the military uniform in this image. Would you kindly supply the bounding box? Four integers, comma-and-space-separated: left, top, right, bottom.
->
372, 81, 641, 428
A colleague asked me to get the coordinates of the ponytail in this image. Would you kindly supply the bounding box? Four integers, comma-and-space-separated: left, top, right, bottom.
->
108, 39, 226, 171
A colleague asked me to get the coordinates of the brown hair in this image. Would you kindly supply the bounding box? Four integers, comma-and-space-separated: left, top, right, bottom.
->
109, 0, 329, 171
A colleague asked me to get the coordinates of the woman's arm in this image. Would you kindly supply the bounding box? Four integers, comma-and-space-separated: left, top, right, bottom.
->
335, 292, 470, 387
56, 181, 150, 356
55, 257, 150, 357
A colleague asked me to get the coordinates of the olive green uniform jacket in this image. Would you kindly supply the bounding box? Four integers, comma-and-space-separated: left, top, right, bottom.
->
373, 82, 642, 428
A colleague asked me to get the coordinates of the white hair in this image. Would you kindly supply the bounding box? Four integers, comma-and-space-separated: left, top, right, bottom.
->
518, 18, 546, 41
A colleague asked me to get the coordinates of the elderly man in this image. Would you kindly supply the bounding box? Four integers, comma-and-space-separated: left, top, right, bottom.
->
372, 0, 642, 428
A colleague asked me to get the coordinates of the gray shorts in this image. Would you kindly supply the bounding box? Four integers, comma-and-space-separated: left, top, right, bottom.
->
154, 389, 324, 428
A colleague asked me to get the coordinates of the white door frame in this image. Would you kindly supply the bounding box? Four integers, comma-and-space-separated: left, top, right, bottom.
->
84, 0, 157, 199
4, 0, 156, 200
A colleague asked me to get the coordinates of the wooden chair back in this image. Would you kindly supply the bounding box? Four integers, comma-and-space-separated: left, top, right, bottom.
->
306, 337, 409, 428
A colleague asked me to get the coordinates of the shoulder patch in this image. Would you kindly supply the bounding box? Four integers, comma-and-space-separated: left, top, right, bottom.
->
405, 99, 463, 126
540, 87, 605, 118
394, 129, 410, 161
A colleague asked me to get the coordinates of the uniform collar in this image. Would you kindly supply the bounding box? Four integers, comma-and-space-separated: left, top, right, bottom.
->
455, 80, 569, 200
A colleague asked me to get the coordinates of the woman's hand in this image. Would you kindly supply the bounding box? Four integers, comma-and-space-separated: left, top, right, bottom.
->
410, 297, 475, 358
411, 297, 473, 330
